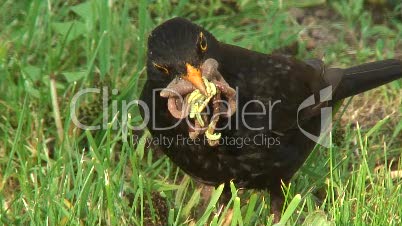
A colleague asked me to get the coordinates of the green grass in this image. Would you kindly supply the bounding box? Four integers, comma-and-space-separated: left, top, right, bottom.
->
1, 0, 402, 225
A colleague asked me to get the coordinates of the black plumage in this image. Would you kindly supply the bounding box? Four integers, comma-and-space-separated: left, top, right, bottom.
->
140, 17, 402, 218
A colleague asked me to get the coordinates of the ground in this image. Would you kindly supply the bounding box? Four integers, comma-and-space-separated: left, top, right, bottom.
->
0, 0, 401, 225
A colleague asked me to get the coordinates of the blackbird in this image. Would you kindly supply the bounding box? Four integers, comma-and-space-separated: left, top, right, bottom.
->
140, 17, 402, 219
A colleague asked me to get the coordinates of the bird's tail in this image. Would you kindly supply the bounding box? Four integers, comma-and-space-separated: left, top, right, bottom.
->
324, 59, 402, 101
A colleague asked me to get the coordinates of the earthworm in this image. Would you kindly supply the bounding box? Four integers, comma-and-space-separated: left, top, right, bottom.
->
167, 96, 190, 119
206, 90, 222, 146
159, 58, 237, 144
160, 79, 194, 98
188, 114, 208, 139
213, 80, 236, 117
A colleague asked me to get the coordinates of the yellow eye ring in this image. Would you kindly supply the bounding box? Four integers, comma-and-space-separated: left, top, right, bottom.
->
153, 62, 169, 75
198, 32, 207, 52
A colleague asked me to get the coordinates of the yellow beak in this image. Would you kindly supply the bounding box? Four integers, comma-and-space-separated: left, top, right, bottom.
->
183, 63, 207, 96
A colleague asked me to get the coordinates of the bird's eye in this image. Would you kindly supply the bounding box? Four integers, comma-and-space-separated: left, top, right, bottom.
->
153, 62, 169, 75
198, 32, 207, 52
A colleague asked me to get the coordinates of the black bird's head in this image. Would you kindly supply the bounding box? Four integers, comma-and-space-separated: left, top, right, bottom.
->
147, 17, 219, 94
